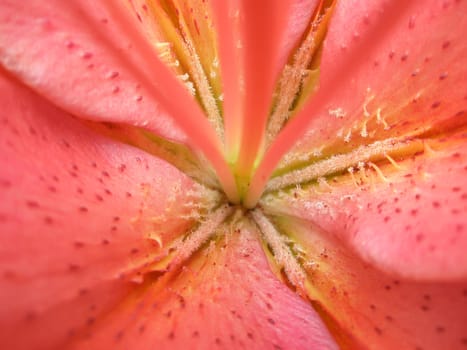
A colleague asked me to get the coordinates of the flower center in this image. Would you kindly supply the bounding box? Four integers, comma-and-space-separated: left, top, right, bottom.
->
126, 0, 336, 208
84, 0, 467, 306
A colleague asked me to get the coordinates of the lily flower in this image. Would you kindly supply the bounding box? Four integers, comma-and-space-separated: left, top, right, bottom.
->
0, 0, 466, 349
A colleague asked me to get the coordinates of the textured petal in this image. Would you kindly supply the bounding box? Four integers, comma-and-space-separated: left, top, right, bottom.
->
285, 0, 467, 156
264, 136, 467, 280
0, 0, 238, 202
251, 0, 467, 201
278, 0, 321, 69
260, 216, 467, 350
258, 0, 467, 279
0, 0, 208, 143
67, 224, 338, 350
212, 0, 318, 178
0, 72, 205, 349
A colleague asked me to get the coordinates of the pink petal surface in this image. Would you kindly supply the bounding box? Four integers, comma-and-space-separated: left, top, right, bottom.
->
278, 0, 321, 70
1, 1, 466, 349
0, 0, 184, 142
0, 0, 238, 201
267, 216, 467, 350
285, 0, 467, 158
212, 0, 318, 175
0, 72, 199, 349
67, 225, 338, 350
263, 137, 467, 280
249, 0, 467, 203
257, 0, 467, 280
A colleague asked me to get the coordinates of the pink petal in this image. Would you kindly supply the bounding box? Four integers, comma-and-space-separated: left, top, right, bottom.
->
278, 0, 322, 69
67, 225, 338, 350
258, 0, 467, 279
0, 72, 199, 349
265, 139, 467, 280
212, 0, 318, 177
251, 0, 466, 202
0, 0, 238, 201
286, 0, 466, 156
0, 0, 185, 142
264, 217, 467, 350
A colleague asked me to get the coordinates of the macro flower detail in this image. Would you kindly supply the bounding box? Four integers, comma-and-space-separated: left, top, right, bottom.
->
0, 0, 466, 350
